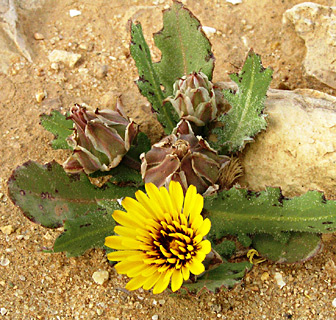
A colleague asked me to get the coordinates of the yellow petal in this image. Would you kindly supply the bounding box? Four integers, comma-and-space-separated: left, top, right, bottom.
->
198, 218, 211, 237
105, 236, 125, 249
191, 214, 203, 231
115, 260, 143, 275
182, 266, 190, 281
121, 237, 142, 249
121, 196, 151, 218
152, 272, 170, 294
143, 272, 161, 290
114, 225, 137, 238
189, 259, 205, 275
171, 269, 183, 292
125, 275, 147, 291
169, 181, 184, 214
159, 186, 175, 216
145, 183, 166, 214
183, 184, 197, 218
199, 239, 211, 255
142, 265, 158, 277
112, 210, 143, 229
189, 194, 204, 224
106, 250, 139, 261
137, 186, 165, 220
128, 263, 150, 277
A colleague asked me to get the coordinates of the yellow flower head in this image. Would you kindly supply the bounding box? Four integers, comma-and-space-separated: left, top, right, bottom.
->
105, 181, 211, 294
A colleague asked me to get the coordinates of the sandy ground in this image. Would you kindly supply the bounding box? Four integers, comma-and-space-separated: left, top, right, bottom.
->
1, 0, 336, 319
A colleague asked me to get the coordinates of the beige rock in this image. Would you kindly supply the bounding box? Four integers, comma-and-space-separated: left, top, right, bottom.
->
92, 270, 109, 285
48, 49, 81, 68
284, 3, 336, 89
238, 86, 336, 198
0, 225, 14, 235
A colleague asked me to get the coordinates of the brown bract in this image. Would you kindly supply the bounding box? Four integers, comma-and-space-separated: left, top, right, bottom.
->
63, 99, 138, 174
140, 120, 229, 194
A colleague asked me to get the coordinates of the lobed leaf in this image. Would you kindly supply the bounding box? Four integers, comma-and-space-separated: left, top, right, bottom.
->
204, 187, 336, 243
253, 232, 322, 263
153, 1, 215, 95
7, 161, 136, 228
183, 261, 252, 293
53, 202, 122, 257
40, 110, 73, 149
211, 51, 273, 154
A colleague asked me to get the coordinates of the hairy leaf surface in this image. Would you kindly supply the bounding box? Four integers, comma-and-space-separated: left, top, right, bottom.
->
8, 161, 136, 228
212, 51, 272, 154
204, 187, 336, 242
184, 261, 252, 293
53, 203, 121, 257
40, 110, 73, 149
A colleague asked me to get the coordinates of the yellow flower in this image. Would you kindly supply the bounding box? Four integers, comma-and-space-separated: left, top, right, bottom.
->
105, 181, 211, 294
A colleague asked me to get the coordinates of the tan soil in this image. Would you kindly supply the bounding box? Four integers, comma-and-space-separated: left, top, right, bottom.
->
1, 0, 336, 319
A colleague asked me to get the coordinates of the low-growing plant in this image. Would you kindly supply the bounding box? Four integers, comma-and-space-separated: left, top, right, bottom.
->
8, 1, 336, 293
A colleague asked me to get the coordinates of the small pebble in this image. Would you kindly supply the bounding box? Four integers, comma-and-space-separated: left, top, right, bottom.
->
152, 315, 159, 320
0, 225, 14, 235
48, 49, 81, 68
332, 298, 336, 308
35, 91, 46, 103
94, 64, 108, 79
274, 272, 286, 289
0, 257, 10, 267
92, 270, 109, 285
226, 0, 242, 4
202, 26, 217, 37
50, 62, 60, 71
0, 308, 7, 315
97, 308, 103, 316
261, 272, 270, 281
158, 299, 165, 305
69, 9, 81, 17
33, 32, 44, 40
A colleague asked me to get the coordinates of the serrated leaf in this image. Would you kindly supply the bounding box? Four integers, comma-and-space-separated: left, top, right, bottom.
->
127, 132, 151, 161
204, 187, 336, 243
183, 261, 252, 293
40, 110, 73, 149
53, 202, 122, 257
153, 1, 215, 95
253, 232, 322, 263
211, 51, 273, 154
130, 22, 178, 133
8, 161, 137, 228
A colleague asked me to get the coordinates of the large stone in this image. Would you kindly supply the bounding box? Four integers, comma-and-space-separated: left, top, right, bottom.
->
217, 83, 336, 198
283, 3, 336, 89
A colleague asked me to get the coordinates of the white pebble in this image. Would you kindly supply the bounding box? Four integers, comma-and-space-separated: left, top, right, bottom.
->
202, 26, 217, 36
152, 315, 159, 320
274, 272, 286, 289
35, 91, 46, 103
0, 257, 9, 267
226, 0, 242, 4
48, 50, 81, 68
0, 308, 7, 315
226, 0, 243, 4
332, 298, 336, 308
69, 9, 81, 17
92, 270, 109, 285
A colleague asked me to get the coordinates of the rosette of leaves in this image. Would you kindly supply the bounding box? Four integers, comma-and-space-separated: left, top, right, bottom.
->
164, 72, 217, 126
63, 99, 139, 174
140, 120, 229, 194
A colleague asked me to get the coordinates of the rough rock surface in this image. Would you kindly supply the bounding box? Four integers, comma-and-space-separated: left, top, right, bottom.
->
284, 3, 336, 89
239, 87, 336, 198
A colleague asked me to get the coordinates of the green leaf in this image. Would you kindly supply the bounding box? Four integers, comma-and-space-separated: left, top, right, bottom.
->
204, 187, 336, 243
40, 110, 73, 149
211, 51, 273, 154
8, 161, 137, 228
253, 232, 322, 263
127, 132, 151, 161
53, 202, 121, 257
130, 22, 178, 133
183, 261, 252, 293
153, 1, 215, 95
214, 240, 236, 259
